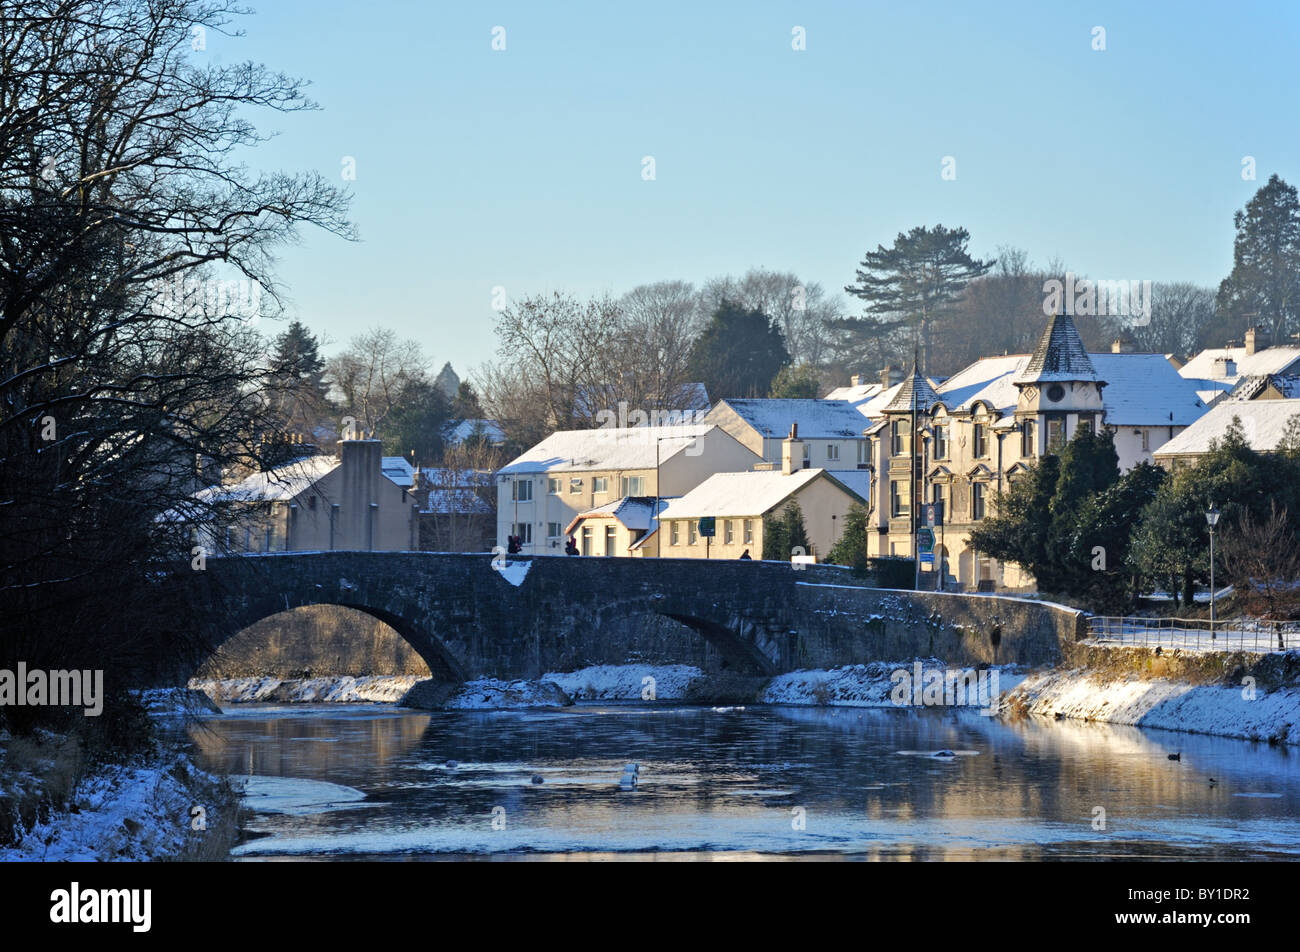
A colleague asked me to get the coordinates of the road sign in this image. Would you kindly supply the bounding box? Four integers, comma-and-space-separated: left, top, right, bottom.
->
918, 526, 934, 552
920, 551, 935, 566
698, 517, 716, 538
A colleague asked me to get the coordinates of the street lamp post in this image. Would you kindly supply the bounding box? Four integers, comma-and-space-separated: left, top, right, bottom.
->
1206, 503, 1220, 639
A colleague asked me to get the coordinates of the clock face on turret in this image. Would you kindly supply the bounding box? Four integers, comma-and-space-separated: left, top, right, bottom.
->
1046, 383, 1065, 403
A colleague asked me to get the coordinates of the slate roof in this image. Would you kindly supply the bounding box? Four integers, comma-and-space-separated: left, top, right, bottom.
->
1012, 312, 1102, 384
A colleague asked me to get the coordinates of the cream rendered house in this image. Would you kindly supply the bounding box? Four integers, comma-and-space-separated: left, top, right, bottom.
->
185, 439, 421, 554
652, 452, 867, 561
495, 423, 761, 554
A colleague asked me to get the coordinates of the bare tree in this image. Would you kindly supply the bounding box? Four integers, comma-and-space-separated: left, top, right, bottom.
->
1221, 502, 1300, 619
0, 0, 353, 705
326, 327, 430, 436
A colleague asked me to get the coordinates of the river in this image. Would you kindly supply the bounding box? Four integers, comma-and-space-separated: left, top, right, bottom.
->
171, 702, 1300, 860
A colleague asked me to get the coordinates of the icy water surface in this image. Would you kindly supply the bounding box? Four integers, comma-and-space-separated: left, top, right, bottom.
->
173, 703, 1300, 860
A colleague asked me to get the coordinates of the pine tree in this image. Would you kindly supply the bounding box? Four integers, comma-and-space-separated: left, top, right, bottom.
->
1211, 175, 1300, 346
839, 225, 993, 375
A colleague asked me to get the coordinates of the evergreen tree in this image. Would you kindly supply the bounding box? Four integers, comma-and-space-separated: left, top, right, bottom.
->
268, 321, 331, 446
839, 225, 993, 375
763, 501, 809, 560
687, 299, 790, 400
768, 362, 822, 398
1210, 174, 1300, 346
827, 502, 870, 574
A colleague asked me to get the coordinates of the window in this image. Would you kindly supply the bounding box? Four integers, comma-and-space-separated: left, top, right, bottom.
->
547, 522, 562, 538
890, 479, 909, 518
307, 495, 317, 511
1141, 429, 1150, 451
891, 419, 907, 455
592, 476, 609, 494
826, 444, 839, 461
581, 526, 592, 555
604, 525, 617, 556
620, 475, 645, 496
724, 520, 734, 544
1077, 418, 1093, 436
1047, 418, 1065, 451
511, 479, 533, 501
971, 483, 986, 520
569, 477, 583, 494
264, 527, 273, 551
1021, 421, 1035, 457
857, 441, 870, 465
670, 521, 680, 546
973, 422, 987, 458
688, 521, 698, 545
512, 522, 532, 544
932, 483, 946, 515
802, 444, 811, 468
933, 425, 947, 460
743, 520, 753, 544
548, 478, 561, 494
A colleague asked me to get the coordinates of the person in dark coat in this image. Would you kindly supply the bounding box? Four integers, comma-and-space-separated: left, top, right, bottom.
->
565, 536, 579, 556
739, 549, 751, 560
507, 534, 521, 555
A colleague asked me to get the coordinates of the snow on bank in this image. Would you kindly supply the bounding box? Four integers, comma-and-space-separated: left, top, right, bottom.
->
542, 664, 704, 700
436, 678, 571, 709
0, 750, 231, 862
1007, 669, 1300, 745
761, 661, 1025, 708
192, 675, 423, 704
135, 686, 222, 715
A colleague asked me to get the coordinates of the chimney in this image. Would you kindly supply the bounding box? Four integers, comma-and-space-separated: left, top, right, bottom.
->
1245, 326, 1267, 356
850, 374, 863, 387
339, 438, 382, 550
781, 423, 805, 475
1212, 355, 1237, 378
880, 365, 902, 389
1111, 336, 1134, 354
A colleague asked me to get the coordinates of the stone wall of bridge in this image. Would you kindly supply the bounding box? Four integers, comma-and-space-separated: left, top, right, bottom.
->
157, 553, 1087, 684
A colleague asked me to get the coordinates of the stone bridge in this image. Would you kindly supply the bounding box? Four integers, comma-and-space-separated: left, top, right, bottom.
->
155, 552, 1087, 684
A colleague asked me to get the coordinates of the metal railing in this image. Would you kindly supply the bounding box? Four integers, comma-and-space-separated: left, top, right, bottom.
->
1087, 615, 1300, 653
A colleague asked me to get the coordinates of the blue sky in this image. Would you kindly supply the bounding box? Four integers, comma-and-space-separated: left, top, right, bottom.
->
212, 1, 1300, 373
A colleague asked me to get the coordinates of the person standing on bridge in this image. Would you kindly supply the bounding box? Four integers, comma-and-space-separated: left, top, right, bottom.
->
739, 549, 751, 560
565, 536, 579, 556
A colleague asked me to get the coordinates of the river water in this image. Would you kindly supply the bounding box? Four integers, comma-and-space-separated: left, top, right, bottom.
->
174, 703, 1300, 860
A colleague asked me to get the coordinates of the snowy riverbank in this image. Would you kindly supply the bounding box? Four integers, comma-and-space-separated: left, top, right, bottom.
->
0, 743, 238, 861
1004, 667, 1300, 745
192, 675, 424, 704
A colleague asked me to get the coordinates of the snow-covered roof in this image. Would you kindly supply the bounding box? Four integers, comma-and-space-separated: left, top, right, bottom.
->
825, 469, 872, 501
1089, 353, 1209, 426
823, 381, 884, 404
1178, 345, 1300, 383
937, 355, 1029, 412
1013, 312, 1101, 384
381, 456, 415, 487
1153, 399, 1300, 457
444, 418, 506, 445
1225, 374, 1300, 401
194, 455, 338, 504
714, 399, 870, 439
856, 381, 906, 419
659, 467, 865, 520
498, 424, 714, 475
567, 496, 670, 535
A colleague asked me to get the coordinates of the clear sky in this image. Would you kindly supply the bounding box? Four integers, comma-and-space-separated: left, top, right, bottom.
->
211, 1, 1300, 374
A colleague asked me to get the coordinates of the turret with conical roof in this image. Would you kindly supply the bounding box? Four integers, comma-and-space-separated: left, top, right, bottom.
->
883, 362, 942, 413
1013, 312, 1106, 451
